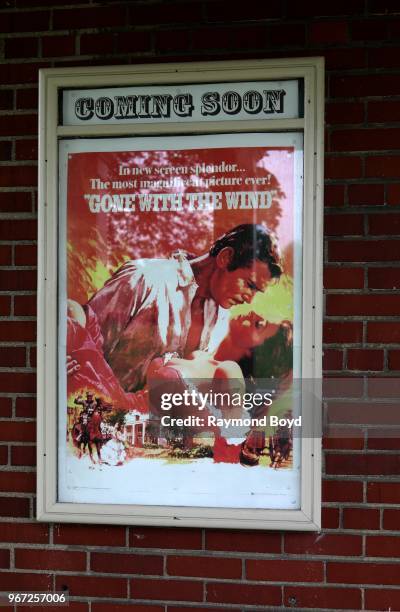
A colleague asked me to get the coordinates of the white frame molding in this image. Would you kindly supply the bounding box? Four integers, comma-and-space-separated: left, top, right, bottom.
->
37, 57, 324, 530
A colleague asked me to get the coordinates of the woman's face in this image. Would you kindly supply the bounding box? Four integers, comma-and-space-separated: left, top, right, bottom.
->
229, 312, 279, 349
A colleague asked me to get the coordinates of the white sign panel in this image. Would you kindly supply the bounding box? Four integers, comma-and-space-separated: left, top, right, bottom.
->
62, 80, 300, 125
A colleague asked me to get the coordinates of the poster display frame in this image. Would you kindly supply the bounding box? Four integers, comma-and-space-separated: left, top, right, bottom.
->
37, 57, 324, 530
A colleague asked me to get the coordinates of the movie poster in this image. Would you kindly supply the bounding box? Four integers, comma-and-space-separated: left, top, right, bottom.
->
58, 132, 303, 509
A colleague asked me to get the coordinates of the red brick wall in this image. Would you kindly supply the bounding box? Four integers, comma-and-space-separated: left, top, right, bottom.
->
0, 1, 399, 609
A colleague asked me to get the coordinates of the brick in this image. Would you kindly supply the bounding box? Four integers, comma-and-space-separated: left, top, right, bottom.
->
323, 47, 366, 70
270, 23, 305, 46
206, 0, 282, 21
192, 27, 232, 51
326, 453, 400, 476
131, 578, 202, 602
370, 0, 400, 13
351, 19, 388, 40
5, 37, 38, 59
11, 445, 36, 466
369, 101, 400, 123
332, 128, 400, 152
0, 90, 13, 110
323, 427, 364, 451
369, 213, 400, 236
323, 321, 363, 343
42, 35, 75, 57
323, 349, 343, 370
0, 114, 37, 137
347, 349, 384, 371
343, 508, 380, 530
0, 219, 36, 240
116, 31, 152, 54
322, 507, 340, 529
388, 350, 400, 370
91, 552, 163, 575
92, 605, 162, 612
331, 74, 400, 98
326, 102, 364, 125
207, 582, 281, 606
247, 559, 323, 582
328, 239, 400, 263
286, 0, 364, 17
80, 33, 115, 56
0, 522, 47, 543
15, 139, 38, 161
383, 509, 400, 530
14, 295, 37, 317
205, 529, 281, 553
56, 575, 126, 598
325, 214, 364, 236
155, 29, 192, 53
328, 561, 400, 585
0, 549, 10, 569
284, 586, 361, 610
0, 165, 37, 188
0, 398, 12, 418
168, 555, 241, 579
322, 480, 363, 502
0, 192, 32, 213
0, 269, 36, 291
365, 589, 400, 612
324, 267, 364, 289
0, 141, 12, 161
0, 372, 35, 393
16, 549, 86, 571
16, 397, 36, 418
53, 7, 126, 30
369, 482, 400, 505
130, 527, 201, 550
15, 244, 37, 265
0, 10, 50, 33
0, 297, 11, 316
285, 533, 362, 556
16, 89, 38, 110
325, 156, 362, 179
368, 322, 400, 343
0, 496, 30, 517
0, 245, 12, 265
368, 268, 400, 289
366, 535, 400, 557
0, 347, 26, 367
0, 471, 35, 493
324, 184, 345, 207
309, 21, 348, 44
0, 572, 52, 592
327, 400, 398, 426
366, 156, 400, 178
368, 46, 400, 69
0, 446, 7, 464
348, 183, 384, 206
0, 63, 48, 85
367, 428, 400, 450
54, 524, 126, 547
327, 294, 400, 316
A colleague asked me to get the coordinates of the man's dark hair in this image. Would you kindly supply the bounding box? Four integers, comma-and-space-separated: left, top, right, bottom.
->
209, 224, 282, 278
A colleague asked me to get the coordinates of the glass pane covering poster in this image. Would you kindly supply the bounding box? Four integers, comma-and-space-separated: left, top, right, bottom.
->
58, 132, 303, 509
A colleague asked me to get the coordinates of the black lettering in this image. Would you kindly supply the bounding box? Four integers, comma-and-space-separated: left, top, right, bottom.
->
222, 91, 241, 115
243, 90, 263, 114
95, 97, 114, 120
173, 93, 194, 117
263, 89, 285, 114
114, 95, 138, 119
150, 94, 173, 118
201, 91, 220, 116
75, 97, 94, 120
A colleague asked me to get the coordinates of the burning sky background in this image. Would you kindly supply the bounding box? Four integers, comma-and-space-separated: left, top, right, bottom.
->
66, 146, 295, 321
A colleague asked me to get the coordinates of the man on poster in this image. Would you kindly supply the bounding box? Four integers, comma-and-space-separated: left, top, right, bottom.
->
82, 223, 282, 395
